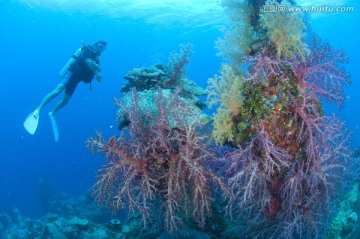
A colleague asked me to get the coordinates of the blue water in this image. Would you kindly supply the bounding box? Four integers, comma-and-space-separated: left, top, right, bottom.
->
0, 0, 359, 220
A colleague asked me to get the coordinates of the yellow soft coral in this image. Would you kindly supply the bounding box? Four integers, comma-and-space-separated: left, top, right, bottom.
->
216, 0, 255, 63
212, 108, 236, 144
207, 64, 243, 115
259, 0, 310, 61
206, 64, 243, 145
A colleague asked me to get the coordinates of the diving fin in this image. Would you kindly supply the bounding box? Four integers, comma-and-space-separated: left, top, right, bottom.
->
24, 110, 39, 135
49, 112, 59, 142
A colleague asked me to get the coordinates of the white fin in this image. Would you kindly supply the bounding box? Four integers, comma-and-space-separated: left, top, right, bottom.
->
24, 110, 39, 135
49, 112, 59, 142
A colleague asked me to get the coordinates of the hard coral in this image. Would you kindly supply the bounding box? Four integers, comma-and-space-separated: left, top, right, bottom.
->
121, 44, 207, 110
121, 64, 166, 92
116, 89, 211, 131
121, 44, 193, 93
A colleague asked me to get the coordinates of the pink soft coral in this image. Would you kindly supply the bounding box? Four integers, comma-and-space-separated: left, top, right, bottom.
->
87, 89, 227, 233
294, 34, 351, 107
224, 35, 351, 237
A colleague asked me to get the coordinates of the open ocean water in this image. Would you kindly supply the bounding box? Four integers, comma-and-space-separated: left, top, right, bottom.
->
0, 0, 359, 238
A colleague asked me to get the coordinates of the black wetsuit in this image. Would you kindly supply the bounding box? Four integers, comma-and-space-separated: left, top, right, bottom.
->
62, 46, 100, 96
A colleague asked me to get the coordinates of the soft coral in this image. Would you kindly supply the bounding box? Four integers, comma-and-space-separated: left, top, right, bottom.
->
87, 89, 227, 233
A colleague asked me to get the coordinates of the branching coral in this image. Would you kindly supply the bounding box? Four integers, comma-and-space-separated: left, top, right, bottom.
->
277, 109, 352, 238
87, 89, 227, 233
165, 43, 193, 87
294, 33, 351, 107
226, 121, 291, 212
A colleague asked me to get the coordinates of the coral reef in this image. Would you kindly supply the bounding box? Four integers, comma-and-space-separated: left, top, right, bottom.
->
0, 203, 212, 239
0, 183, 183, 239
86, 44, 228, 235
0, 207, 210, 239
120, 44, 206, 111
121, 64, 167, 92
206, 0, 352, 238
327, 183, 360, 239
116, 89, 211, 131
2, 1, 355, 239
206, 64, 243, 145
294, 33, 351, 107
81, 1, 352, 238
116, 44, 210, 132
87, 89, 227, 233
121, 44, 195, 93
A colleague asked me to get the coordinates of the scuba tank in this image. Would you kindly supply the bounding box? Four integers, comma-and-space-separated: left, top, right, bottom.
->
59, 48, 83, 78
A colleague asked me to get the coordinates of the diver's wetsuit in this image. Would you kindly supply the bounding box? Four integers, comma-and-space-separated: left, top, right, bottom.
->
61, 46, 100, 96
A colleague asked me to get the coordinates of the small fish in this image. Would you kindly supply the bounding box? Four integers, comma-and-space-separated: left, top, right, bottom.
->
275, 104, 282, 111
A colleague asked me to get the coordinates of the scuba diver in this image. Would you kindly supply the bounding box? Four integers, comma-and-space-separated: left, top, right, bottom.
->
24, 40, 107, 141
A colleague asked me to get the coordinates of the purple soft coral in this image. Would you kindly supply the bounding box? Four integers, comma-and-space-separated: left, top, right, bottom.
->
294, 34, 351, 107
224, 34, 351, 237
87, 89, 227, 233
